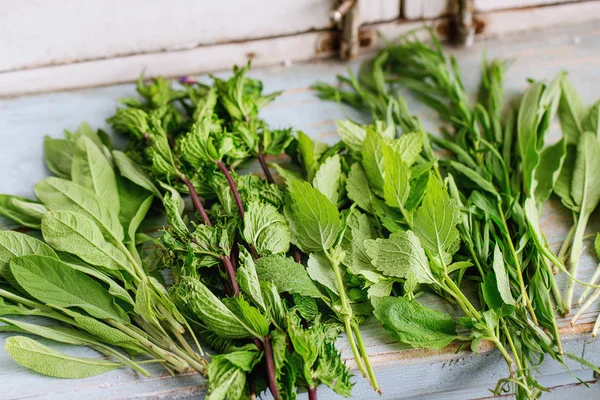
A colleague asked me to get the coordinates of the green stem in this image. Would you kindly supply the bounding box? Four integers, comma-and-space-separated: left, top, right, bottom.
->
541, 260, 566, 315
565, 212, 590, 312
351, 321, 381, 394
91, 344, 152, 377
577, 262, 600, 306
497, 203, 538, 325
558, 218, 577, 265
443, 275, 479, 319
343, 317, 367, 379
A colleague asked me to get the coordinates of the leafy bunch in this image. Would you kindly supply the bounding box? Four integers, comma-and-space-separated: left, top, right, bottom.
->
313, 29, 600, 398
0, 123, 207, 378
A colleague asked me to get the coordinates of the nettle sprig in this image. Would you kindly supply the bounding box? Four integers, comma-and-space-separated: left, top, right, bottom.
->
0, 124, 207, 379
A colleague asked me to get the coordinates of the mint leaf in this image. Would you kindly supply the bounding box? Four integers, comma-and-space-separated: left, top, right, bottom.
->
256, 255, 322, 298
336, 120, 366, 152
313, 154, 343, 205
346, 163, 374, 213
243, 201, 290, 256
361, 130, 385, 191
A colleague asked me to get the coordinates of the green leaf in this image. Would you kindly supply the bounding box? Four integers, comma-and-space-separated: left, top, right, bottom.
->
255, 255, 322, 298
372, 296, 457, 349
307, 252, 339, 295
35, 177, 124, 241
342, 210, 380, 281
518, 82, 545, 194
113, 151, 162, 198
61, 310, 140, 351
346, 163, 374, 213
595, 233, 600, 260
383, 142, 411, 212
365, 231, 435, 284
242, 201, 290, 256
161, 183, 189, 238
126, 195, 153, 246
10, 255, 129, 322
71, 136, 120, 214
558, 76, 586, 144
313, 154, 343, 205
285, 180, 342, 253
237, 249, 266, 310
41, 210, 133, 274
413, 178, 461, 266
171, 277, 255, 339
224, 297, 270, 338
361, 129, 385, 191
297, 131, 328, 181
0, 317, 96, 346
5, 336, 121, 378
449, 162, 498, 197
405, 171, 430, 212
0, 195, 47, 229
487, 245, 515, 306
554, 145, 577, 209
582, 100, 600, 137
390, 131, 423, 166
44, 136, 74, 179
336, 120, 366, 152
571, 131, 600, 214
533, 137, 566, 205
0, 231, 57, 277
207, 347, 261, 400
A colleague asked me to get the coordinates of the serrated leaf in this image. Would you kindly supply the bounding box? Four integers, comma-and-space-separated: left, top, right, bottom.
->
297, 131, 328, 181
71, 136, 120, 214
41, 210, 133, 275
390, 131, 423, 166
224, 297, 270, 338
307, 252, 340, 295
0, 195, 47, 229
383, 142, 411, 212
10, 255, 129, 322
5, 336, 122, 378
361, 130, 385, 191
237, 249, 265, 310
243, 201, 290, 256
346, 163, 374, 213
372, 296, 457, 349
313, 154, 343, 205
365, 231, 435, 285
35, 177, 124, 241
255, 255, 322, 298
285, 180, 342, 253
336, 120, 366, 152
413, 179, 460, 266
342, 210, 379, 281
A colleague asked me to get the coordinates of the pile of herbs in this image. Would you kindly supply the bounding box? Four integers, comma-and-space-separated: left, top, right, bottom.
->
312, 29, 600, 398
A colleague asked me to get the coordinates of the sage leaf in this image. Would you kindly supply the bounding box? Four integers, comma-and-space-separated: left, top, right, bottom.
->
10, 255, 129, 323
113, 151, 162, 198
71, 136, 120, 214
44, 136, 74, 179
5, 336, 121, 378
0, 230, 57, 277
35, 177, 124, 241
0, 195, 47, 229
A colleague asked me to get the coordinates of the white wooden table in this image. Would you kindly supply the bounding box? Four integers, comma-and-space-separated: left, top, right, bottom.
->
1, 22, 599, 399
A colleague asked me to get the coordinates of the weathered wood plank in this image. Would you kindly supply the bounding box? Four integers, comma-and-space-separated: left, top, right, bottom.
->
0, 21, 599, 399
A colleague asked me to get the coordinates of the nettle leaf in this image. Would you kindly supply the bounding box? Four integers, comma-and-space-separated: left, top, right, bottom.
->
361, 129, 385, 191
243, 201, 290, 256
5, 336, 122, 379
35, 177, 124, 241
71, 136, 120, 214
336, 120, 366, 152
571, 132, 600, 214
42, 210, 133, 275
0, 195, 47, 229
237, 249, 265, 310
10, 255, 129, 322
533, 137, 566, 205
413, 179, 460, 266
313, 154, 343, 205
307, 252, 339, 295
390, 131, 423, 166
255, 255, 322, 298
382, 142, 411, 213
372, 296, 457, 349
558, 76, 586, 144
365, 231, 435, 285
44, 136, 74, 179
172, 277, 255, 339
346, 163, 374, 213
285, 180, 342, 253
0, 231, 57, 277
113, 151, 161, 198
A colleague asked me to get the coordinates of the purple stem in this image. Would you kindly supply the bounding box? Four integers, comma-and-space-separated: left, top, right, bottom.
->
180, 174, 212, 227
220, 255, 240, 296
263, 335, 281, 400
257, 148, 275, 184
308, 387, 317, 400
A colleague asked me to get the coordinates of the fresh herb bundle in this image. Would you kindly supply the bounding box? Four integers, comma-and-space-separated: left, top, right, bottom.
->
313, 29, 600, 398
107, 67, 356, 399
0, 123, 207, 378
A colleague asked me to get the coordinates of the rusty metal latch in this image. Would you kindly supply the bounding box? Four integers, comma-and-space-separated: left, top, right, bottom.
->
330, 0, 360, 60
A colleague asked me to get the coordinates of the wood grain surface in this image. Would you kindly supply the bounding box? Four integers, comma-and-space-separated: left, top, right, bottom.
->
0, 22, 599, 399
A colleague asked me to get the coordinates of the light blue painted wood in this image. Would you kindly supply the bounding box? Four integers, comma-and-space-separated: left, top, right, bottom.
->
0, 22, 599, 399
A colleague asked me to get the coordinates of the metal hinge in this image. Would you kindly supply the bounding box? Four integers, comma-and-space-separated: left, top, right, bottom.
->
330, 0, 360, 60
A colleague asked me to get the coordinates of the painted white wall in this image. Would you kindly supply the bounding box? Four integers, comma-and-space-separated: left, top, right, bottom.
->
0, 0, 400, 73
